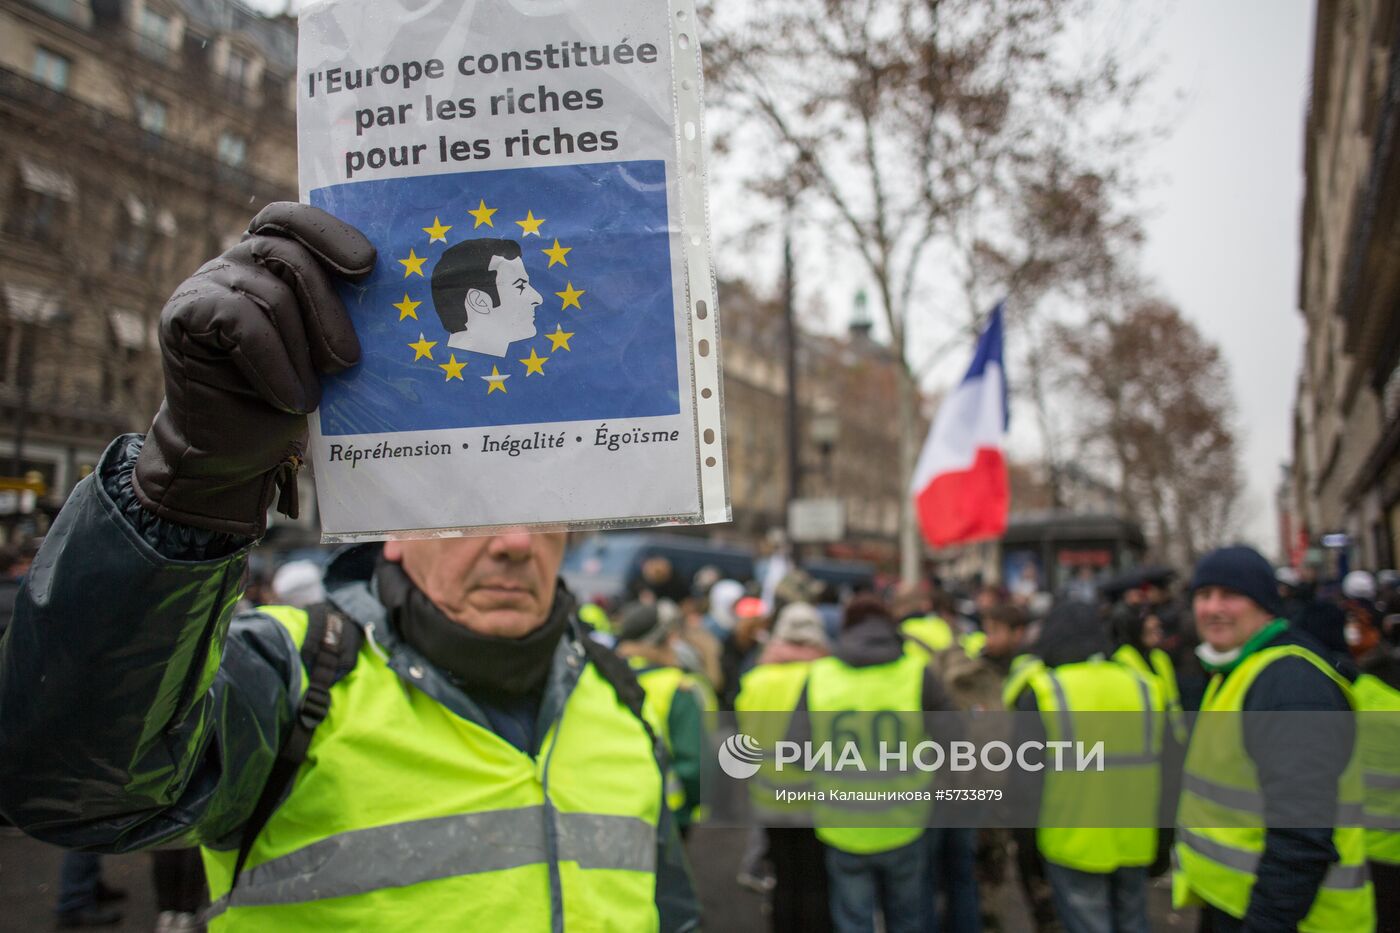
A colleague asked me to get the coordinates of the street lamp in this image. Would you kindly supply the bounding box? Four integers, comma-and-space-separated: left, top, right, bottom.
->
809, 403, 839, 491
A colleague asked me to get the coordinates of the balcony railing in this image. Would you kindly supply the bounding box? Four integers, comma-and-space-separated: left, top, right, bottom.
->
0, 66, 289, 202
21, 0, 90, 27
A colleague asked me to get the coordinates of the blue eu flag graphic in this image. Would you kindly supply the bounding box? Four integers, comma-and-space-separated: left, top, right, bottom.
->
312, 160, 680, 436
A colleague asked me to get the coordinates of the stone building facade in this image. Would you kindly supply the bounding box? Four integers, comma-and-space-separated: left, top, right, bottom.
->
719, 280, 910, 562
1290, 0, 1400, 570
0, 0, 297, 533
0, 0, 913, 553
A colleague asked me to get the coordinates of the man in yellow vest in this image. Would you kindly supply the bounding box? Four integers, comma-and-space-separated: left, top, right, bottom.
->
0, 204, 700, 931
735, 601, 834, 933
809, 595, 958, 933
1354, 652, 1400, 932
1006, 602, 1163, 933
614, 600, 716, 833
1174, 546, 1375, 932
895, 583, 957, 654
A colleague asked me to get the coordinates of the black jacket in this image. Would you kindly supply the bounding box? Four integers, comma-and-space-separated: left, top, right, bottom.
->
1223, 626, 1356, 933
0, 435, 699, 930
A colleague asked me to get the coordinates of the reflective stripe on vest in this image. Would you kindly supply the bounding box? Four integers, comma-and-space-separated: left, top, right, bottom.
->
203, 605, 664, 932
1002, 655, 1044, 710
807, 651, 929, 855
1173, 644, 1374, 933
207, 807, 655, 917
1028, 661, 1163, 873
1355, 673, 1400, 864
1112, 644, 1186, 742
736, 662, 816, 822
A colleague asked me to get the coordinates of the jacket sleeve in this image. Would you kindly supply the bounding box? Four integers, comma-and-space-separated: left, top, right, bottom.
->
666, 684, 706, 818
653, 787, 702, 932
1011, 688, 1046, 825
0, 435, 300, 853
1240, 657, 1353, 932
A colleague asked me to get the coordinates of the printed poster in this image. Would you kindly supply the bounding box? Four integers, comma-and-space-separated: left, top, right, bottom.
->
297, 0, 728, 540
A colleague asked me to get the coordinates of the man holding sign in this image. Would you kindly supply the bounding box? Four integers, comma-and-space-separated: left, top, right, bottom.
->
0, 204, 701, 931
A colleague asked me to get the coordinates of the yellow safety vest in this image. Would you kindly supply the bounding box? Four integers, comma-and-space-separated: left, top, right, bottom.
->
203, 606, 665, 932
1353, 673, 1400, 865
1112, 643, 1186, 742
736, 662, 815, 824
807, 651, 930, 855
1173, 645, 1375, 932
629, 657, 716, 819
578, 602, 611, 634
901, 615, 955, 654
960, 630, 988, 658
1027, 660, 1163, 873
1001, 654, 1045, 709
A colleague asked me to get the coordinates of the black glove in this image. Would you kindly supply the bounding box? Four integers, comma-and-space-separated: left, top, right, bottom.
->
133, 202, 376, 537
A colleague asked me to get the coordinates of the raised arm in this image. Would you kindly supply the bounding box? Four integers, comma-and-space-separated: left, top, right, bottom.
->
0, 204, 374, 851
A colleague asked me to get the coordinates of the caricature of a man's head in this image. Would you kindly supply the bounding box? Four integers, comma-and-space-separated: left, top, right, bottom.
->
430, 238, 543, 357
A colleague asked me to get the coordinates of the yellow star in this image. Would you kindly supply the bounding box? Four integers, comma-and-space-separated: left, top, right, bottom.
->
542, 238, 572, 268
438, 354, 466, 381
515, 210, 545, 237
408, 333, 437, 361
422, 217, 452, 243
545, 325, 574, 352
399, 249, 427, 278
393, 294, 421, 321
482, 365, 509, 394
555, 282, 585, 311
519, 348, 549, 376
468, 199, 497, 228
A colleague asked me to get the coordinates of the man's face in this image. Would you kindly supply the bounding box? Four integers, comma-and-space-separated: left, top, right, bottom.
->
1193, 585, 1272, 652
383, 531, 567, 638
982, 619, 1021, 659
1141, 613, 1163, 649
480, 255, 541, 340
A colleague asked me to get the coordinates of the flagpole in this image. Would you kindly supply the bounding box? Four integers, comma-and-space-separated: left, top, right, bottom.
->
782, 188, 800, 521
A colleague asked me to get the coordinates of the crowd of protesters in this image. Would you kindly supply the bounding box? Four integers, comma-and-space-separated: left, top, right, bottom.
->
4, 533, 1399, 932
575, 544, 1400, 933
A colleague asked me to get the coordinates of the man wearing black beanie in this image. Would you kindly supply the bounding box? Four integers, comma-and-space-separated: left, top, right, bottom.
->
1173, 546, 1374, 931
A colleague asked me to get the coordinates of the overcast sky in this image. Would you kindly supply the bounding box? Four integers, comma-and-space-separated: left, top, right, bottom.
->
1132, 0, 1313, 549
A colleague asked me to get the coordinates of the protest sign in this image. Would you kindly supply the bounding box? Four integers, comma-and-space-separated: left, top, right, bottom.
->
297, 0, 727, 541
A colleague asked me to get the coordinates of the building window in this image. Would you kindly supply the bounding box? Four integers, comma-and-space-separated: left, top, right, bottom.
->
138, 7, 172, 62
103, 310, 148, 403
5, 161, 75, 246
112, 223, 153, 270
31, 47, 71, 91
111, 197, 174, 271
221, 48, 256, 103
225, 49, 251, 86
217, 132, 248, 168
134, 92, 167, 136
29, 0, 84, 25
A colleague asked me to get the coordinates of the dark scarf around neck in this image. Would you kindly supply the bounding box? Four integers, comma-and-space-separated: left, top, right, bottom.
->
375, 558, 572, 699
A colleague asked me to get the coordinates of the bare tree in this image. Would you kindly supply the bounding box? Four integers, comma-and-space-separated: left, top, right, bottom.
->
703, 0, 1154, 581
1052, 300, 1243, 566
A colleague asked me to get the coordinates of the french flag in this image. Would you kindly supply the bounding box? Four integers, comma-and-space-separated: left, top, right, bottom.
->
910, 303, 1010, 549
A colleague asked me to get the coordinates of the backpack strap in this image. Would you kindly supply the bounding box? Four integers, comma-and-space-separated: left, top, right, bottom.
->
230, 603, 363, 893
